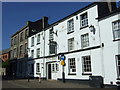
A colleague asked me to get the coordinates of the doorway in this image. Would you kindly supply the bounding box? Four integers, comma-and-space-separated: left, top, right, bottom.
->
48, 64, 51, 79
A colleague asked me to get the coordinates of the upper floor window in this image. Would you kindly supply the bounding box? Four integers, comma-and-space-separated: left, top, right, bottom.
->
24, 43, 27, 54
49, 28, 54, 40
112, 20, 120, 40
67, 19, 74, 33
14, 37, 16, 45
36, 48, 40, 58
68, 58, 76, 74
82, 56, 92, 74
19, 45, 23, 57
37, 34, 40, 44
116, 55, 120, 78
81, 33, 89, 48
25, 29, 28, 39
68, 38, 74, 51
49, 41, 57, 55
10, 50, 13, 58
80, 12, 88, 28
31, 37, 34, 46
20, 32, 23, 42
14, 48, 17, 58
31, 50, 34, 58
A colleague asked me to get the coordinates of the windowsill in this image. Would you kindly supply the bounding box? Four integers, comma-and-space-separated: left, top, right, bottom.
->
31, 45, 34, 47
68, 73, 76, 75
36, 42, 40, 45
113, 39, 120, 42
80, 25, 89, 30
67, 31, 74, 34
116, 78, 120, 80
82, 73, 92, 75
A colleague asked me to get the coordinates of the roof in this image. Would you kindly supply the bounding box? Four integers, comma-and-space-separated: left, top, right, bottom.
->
97, 6, 120, 21
0, 48, 10, 55
43, 2, 97, 30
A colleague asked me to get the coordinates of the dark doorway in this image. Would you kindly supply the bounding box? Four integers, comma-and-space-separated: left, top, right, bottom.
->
48, 64, 51, 79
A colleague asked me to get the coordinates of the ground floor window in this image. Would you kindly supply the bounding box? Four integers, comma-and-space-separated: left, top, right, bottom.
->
68, 58, 76, 74
116, 55, 120, 78
82, 56, 92, 74
52, 63, 59, 73
36, 63, 40, 73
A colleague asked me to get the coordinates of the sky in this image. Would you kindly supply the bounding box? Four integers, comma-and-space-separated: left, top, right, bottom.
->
2, 2, 92, 50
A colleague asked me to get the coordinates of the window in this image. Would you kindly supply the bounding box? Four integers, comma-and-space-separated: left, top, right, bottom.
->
81, 33, 89, 48
36, 48, 40, 58
112, 20, 120, 40
14, 37, 16, 45
31, 50, 34, 58
20, 32, 23, 42
14, 48, 17, 58
49, 28, 54, 40
49, 41, 57, 55
82, 56, 92, 74
36, 63, 40, 73
52, 63, 59, 72
24, 43, 27, 54
67, 19, 74, 33
116, 55, 120, 78
68, 58, 76, 73
68, 38, 74, 51
37, 34, 40, 44
31, 37, 34, 46
25, 29, 28, 39
19, 45, 23, 57
80, 12, 88, 27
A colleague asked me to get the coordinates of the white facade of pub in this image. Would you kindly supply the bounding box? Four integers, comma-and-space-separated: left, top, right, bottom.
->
27, 2, 120, 86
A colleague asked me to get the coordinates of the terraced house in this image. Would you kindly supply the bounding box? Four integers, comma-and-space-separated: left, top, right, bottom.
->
27, 1, 120, 87
9, 17, 48, 78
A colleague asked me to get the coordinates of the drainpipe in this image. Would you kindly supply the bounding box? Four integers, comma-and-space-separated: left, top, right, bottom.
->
97, 20, 105, 78
43, 17, 45, 79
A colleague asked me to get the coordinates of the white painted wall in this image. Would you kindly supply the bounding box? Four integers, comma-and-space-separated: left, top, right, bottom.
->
99, 13, 119, 85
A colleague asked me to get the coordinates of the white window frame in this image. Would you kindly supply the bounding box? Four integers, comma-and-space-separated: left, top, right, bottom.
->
37, 34, 40, 44
116, 55, 120, 78
36, 63, 40, 73
67, 19, 74, 33
82, 56, 92, 74
49, 28, 54, 40
52, 63, 59, 73
80, 12, 88, 28
68, 38, 74, 51
31, 37, 34, 46
81, 33, 89, 48
112, 20, 120, 40
68, 58, 76, 74
31, 50, 34, 58
36, 48, 40, 58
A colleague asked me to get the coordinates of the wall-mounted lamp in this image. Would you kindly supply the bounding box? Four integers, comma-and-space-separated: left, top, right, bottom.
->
89, 25, 96, 35
52, 30, 58, 36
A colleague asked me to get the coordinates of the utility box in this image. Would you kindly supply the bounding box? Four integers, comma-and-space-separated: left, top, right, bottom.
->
89, 76, 104, 88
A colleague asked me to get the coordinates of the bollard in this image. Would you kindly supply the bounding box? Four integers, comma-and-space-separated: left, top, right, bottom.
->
13, 72, 15, 81
39, 73, 41, 83
28, 74, 30, 82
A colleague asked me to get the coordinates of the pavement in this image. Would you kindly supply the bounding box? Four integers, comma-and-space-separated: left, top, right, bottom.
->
2, 78, 93, 88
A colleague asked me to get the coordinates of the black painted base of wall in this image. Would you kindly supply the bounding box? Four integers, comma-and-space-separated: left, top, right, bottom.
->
57, 78, 90, 85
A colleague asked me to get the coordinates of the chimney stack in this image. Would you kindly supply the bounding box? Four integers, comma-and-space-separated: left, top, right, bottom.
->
105, 0, 117, 12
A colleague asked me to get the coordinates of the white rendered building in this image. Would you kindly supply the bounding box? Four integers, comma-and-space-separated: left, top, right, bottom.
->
27, 2, 119, 87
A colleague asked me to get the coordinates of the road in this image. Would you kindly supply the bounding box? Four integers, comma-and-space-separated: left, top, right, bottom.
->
2, 79, 93, 88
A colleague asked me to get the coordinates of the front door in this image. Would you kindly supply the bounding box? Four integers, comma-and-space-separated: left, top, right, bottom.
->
48, 64, 51, 79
